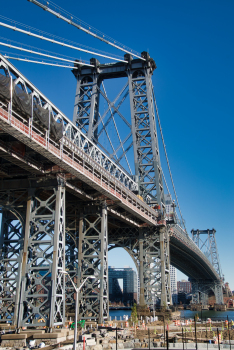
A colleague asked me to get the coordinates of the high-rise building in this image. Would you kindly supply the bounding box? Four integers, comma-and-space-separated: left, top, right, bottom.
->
108, 266, 137, 305
170, 265, 178, 304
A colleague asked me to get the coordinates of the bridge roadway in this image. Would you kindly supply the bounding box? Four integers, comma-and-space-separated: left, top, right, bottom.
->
0, 103, 220, 284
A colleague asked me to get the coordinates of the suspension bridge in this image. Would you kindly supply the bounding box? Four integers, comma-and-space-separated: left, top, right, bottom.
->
0, 0, 224, 329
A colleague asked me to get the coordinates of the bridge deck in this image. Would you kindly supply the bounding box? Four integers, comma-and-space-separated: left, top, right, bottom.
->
0, 105, 159, 226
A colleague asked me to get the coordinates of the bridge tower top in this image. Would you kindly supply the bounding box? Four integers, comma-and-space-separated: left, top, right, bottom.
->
72, 52, 165, 211
191, 229, 223, 279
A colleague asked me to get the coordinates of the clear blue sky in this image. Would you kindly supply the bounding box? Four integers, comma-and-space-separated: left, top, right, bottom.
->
1, 0, 233, 289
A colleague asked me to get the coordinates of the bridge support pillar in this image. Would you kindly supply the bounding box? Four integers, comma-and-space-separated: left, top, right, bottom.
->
214, 282, 223, 304
65, 205, 79, 310
191, 281, 209, 305
139, 235, 145, 306
17, 182, 66, 328
0, 211, 24, 326
73, 64, 100, 140
78, 202, 108, 323
138, 226, 171, 308
160, 227, 171, 307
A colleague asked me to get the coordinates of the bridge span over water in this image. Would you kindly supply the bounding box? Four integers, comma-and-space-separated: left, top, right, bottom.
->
0, 54, 223, 329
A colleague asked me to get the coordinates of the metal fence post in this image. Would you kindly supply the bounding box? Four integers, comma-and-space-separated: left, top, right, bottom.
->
194, 317, 197, 350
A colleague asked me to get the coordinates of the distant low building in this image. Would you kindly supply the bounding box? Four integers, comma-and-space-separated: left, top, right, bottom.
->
177, 280, 192, 294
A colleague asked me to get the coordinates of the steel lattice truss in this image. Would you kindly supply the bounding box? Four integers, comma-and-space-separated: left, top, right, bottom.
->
0, 54, 137, 192
0, 212, 24, 324
128, 68, 164, 206
78, 204, 108, 322
65, 205, 79, 309
17, 185, 66, 328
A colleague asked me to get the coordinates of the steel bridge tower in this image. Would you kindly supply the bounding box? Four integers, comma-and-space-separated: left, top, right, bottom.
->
191, 229, 223, 305
72, 52, 171, 311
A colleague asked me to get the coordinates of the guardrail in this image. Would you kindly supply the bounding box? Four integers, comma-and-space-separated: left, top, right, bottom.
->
0, 105, 159, 226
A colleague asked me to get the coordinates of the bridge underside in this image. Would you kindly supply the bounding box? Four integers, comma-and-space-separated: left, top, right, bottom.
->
170, 235, 217, 280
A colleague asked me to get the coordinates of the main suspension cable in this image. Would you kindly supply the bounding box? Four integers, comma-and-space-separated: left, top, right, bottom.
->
0, 15, 124, 60
0, 40, 94, 66
3, 53, 79, 69
152, 88, 187, 233
0, 21, 126, 63
28, 0, 145, 60
0, 36, 90, 63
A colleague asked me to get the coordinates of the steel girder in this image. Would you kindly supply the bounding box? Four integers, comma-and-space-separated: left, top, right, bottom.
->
17, 184, 66, 328
78, 203, 108, 323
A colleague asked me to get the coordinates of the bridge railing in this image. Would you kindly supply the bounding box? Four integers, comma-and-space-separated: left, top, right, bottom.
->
0, 103, 159, 226
0, 54, 137, 193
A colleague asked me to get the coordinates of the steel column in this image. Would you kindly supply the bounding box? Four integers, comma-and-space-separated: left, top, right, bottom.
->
49, 185, 66, 328
18, 183, 66, 328
159, 227, 171, 306
0, 211, 24, 325
78, 203, 109, 322
73, 65, 100, 141
139, 235, 145, 306
214, 282, 223, 304
65, 205, 79, 310
142, 233, 161, 306
128, 57, 165, 207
